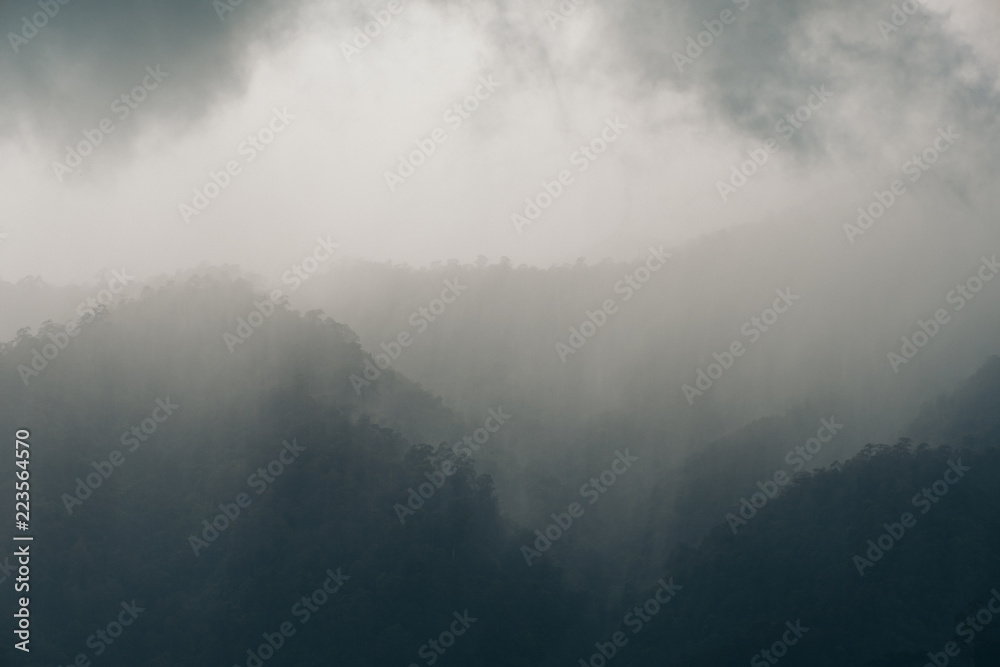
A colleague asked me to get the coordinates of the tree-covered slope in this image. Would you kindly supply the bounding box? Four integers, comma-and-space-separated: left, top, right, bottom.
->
0, 277, 590, 666
2, 276, 998, 667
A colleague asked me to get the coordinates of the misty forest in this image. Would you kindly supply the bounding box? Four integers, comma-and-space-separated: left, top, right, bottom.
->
2, 0, 1000, 666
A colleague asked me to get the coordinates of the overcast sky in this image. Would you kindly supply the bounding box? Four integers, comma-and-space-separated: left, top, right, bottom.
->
1, 0, 998, 285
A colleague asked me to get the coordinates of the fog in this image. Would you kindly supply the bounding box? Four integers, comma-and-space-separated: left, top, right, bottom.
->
2, 1, 1000, 664
4, 0, 1000, 548
1, 0, 997, 278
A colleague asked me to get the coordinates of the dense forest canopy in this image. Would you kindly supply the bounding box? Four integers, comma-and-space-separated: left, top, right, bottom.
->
1, 276, 997, 666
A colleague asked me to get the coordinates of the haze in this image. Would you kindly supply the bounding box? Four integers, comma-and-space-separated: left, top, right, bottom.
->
0, 0, 997, 285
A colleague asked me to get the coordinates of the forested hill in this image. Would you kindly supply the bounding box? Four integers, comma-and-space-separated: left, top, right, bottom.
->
618, 357, 1000, 665
1, 277, 998, 666
625, 441, 1000, 666
0, 276, 590, 666
0, 274, 461, 447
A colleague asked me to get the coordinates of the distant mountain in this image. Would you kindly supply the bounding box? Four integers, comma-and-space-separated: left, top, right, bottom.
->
905, 355, 1000, 449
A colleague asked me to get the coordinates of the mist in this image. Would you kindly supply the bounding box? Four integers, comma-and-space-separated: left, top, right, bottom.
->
2, 1, 1000, 665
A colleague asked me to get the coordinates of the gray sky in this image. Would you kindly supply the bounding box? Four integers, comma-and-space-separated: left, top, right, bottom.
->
1, 0, 998, 284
